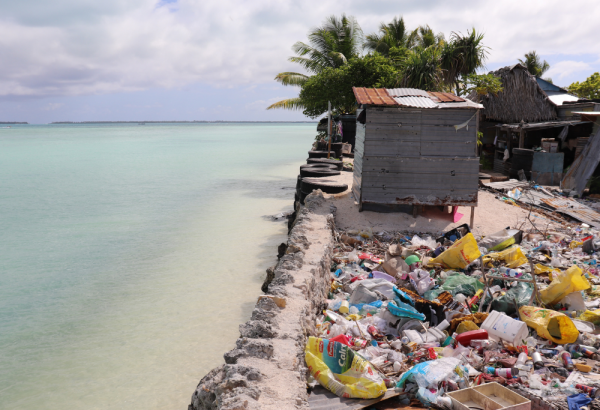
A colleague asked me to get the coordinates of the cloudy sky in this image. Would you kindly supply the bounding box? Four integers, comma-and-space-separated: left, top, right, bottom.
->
0, 0, 598, 123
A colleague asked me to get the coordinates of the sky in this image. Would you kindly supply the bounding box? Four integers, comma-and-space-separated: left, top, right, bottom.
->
0, 0, 598, 123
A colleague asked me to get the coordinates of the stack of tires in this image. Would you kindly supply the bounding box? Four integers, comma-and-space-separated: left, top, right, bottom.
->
510, 148, 534, 179
295, 155, 348, 206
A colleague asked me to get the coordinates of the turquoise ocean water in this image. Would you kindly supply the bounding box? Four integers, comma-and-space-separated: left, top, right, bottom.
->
0, 123, 314, 409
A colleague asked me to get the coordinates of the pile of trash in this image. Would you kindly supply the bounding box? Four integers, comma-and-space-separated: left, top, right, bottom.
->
306, 222, 600, 409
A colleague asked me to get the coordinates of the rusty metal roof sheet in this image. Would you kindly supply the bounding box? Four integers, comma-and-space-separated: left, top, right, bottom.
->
354, 87, 478, 109
352, 87, 397, 106
428, 91, 465, 102
386, 88, 431, 97
392, 96, 438, 108
309, 386, 399, 410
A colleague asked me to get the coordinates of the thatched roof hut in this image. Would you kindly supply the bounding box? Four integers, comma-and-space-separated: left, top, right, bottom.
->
475, 64, 557, 123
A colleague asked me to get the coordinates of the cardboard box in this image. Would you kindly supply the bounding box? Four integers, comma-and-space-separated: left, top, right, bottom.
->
447, 383, 531, 410
542, 141, 558, 153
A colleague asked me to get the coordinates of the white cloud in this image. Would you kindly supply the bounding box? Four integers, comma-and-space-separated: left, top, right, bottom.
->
0, 0, 599, 98
545, 61, 592, 81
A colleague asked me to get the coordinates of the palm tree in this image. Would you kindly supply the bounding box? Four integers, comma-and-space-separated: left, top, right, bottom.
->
268, 14, 363, 110
411, 25, 445, 50
440, 29, 488, 95
363, 16, 414, 57
518, 51, 550, 78
398, 46, 444, 91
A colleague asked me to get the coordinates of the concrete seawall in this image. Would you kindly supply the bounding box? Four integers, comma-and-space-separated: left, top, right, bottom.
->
189, 192, 336, 410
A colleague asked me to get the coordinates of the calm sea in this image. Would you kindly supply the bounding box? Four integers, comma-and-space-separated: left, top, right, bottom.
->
0, 123, 314, 409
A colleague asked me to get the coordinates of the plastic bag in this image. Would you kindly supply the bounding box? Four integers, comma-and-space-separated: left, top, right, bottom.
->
578, 309, 600, 325
562, 292, 587, 311
533, 264, 561, 277
480, 274, 533, 315
483, 245, 528, 269
519, 306, 579, 344
387, 299, 426, 320
411, 235, 437, 250
479, 229, 515, 252
430, 233, 481, 269
396, 357, 461, 389
540, 265, 591, 306
424, 272, 484, 300
305, 337, 386, 399
409, 269, 435, 295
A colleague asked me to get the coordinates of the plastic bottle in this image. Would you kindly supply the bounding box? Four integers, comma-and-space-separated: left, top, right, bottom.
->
516, 352, 528, 366
499, 266, 522, 278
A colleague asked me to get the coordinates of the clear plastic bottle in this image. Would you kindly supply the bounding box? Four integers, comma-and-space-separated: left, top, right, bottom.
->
516, 352, 528, 366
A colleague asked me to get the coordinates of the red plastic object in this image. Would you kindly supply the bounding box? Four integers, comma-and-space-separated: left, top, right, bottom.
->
329, 334, 351, 346
455, 329, 488, 347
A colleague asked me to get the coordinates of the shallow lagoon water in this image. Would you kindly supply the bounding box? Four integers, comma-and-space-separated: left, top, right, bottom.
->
0, 123, 314, 409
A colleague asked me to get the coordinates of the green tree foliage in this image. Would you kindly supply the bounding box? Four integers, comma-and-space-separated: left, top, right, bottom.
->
411, 25, 445, 50
364, 16, 413, 57
268, 14, 363, 110
298, 54, 399, 118
269, 14, 489, 113
568, 72, 600, 100
397, 47, 444, 91
464, 73, 504, 102
518, 51, 550, 78
440, 29, 489, 95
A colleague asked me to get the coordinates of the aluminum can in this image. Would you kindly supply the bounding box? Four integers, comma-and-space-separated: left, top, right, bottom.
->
561, 351, 574, 370
532, 351, 544, 369
576, 384, 600, 398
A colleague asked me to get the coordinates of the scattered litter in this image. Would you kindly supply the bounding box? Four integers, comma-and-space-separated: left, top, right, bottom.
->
308, 220, 600, 409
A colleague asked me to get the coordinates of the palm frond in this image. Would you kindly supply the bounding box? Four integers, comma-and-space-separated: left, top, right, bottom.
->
274, 72, 310, 86
266, 98, 306, 111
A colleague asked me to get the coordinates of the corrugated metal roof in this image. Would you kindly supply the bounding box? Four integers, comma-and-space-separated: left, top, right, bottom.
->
437, 100, 484, 109
309, 386, 399, 410
540, 197, 600, 228
393, 96, 438, 108
386, 88, 430, 97
481, 179, 528, 190
428, 91, 465, 102
547, 93, 580, 106
562, 127, 600, 196
353, 87, 397, 106
354, 87, 477, 109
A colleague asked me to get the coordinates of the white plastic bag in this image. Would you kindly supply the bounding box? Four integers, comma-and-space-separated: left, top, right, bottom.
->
409, 269, 435, 295
410, 235, 438, 250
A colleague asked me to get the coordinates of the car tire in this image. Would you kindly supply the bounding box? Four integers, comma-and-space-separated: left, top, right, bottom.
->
299, 168, 341, 178
301, 177, 348, 194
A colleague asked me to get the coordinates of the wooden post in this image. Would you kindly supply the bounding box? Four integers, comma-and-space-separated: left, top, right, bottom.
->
470, 206, 475, 228
327, 101, 332, 159
476, 109, 480, 157
519, 128, 525, 148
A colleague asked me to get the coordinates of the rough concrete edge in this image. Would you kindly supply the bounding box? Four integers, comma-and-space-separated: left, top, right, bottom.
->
189, 190, 336, 410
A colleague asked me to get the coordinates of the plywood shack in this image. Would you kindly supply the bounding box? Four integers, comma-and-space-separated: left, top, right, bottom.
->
352, 87, 483, 213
